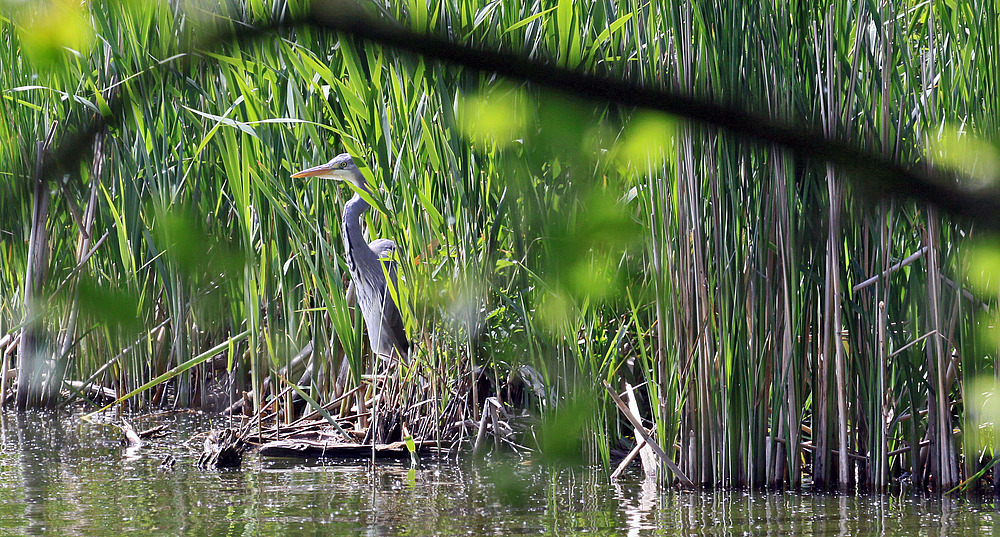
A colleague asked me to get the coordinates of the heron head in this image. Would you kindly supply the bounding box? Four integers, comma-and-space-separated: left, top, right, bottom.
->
291, 153, 366, 190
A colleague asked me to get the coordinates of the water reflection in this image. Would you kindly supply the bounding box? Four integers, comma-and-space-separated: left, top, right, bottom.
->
1, 411, 1000, 535
614, 475, 657, 536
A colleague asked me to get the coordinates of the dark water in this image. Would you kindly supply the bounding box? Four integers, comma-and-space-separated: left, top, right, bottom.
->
0, 411, 998, 536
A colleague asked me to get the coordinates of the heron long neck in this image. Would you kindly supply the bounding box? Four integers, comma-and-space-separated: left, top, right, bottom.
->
342, 190, 374, 273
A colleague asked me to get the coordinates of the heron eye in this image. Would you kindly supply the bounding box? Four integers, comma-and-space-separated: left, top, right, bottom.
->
340, 162, 348, 169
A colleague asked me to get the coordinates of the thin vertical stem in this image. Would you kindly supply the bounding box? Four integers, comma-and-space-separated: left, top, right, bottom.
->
15, 126, 57, 410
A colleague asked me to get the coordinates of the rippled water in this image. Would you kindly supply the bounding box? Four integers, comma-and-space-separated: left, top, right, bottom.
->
1, 411, 998, 536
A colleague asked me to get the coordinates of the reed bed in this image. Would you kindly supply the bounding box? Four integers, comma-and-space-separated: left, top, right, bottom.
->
1, 0, 998, 492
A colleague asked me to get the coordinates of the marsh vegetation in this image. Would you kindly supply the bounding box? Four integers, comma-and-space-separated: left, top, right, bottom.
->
1, 0, 999, 494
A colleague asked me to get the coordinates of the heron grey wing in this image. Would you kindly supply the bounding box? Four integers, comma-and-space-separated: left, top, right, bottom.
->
379, 287, 411, 356
369, 239, 411, 355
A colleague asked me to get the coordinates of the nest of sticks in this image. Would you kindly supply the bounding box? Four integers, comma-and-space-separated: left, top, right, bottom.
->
196, 361, 546, 468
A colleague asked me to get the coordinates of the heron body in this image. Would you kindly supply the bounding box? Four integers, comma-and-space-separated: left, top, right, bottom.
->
293, 154, 409, 360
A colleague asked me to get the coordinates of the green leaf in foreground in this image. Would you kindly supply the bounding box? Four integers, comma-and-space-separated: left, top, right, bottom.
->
457, 88, 529, 148
537, 392, 594, 465
17, 0, 95, 70
965, 236, 1000, 297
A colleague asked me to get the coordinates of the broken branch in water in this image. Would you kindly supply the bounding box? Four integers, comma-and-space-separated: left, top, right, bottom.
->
603, 381, 693, 487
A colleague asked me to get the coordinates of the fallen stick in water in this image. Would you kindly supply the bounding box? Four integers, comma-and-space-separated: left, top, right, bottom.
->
603, 380, 694, 488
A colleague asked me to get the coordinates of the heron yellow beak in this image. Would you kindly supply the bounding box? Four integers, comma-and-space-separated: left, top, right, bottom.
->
291, 163, 338, 179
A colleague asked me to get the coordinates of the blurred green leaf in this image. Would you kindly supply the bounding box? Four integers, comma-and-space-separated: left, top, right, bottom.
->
74, 277, 142, 332
965, 236, 1000, 297
536, 93, 592, 157
929, 126, 1000, 187
965, 375, 1000, 453
154, 211, 245, 280
17, 0, 95, 69
537, 392, 594, 465
546, 192, 639, 302
537, 290, 574, 337
484, 464, 533, 506
613, 112, 676, 170
457, 88, 529, 148
975, 310, 1000, 355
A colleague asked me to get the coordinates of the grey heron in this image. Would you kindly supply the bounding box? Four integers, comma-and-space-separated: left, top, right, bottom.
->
292, 153, 410, 361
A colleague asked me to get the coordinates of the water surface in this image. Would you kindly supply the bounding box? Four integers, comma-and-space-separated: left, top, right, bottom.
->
0, 411, 997, 535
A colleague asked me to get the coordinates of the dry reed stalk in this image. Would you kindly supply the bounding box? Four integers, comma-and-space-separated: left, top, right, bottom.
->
15, 124, 57, 410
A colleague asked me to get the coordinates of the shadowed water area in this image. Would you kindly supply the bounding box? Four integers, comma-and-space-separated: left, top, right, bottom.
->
0, 412, 998, 536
